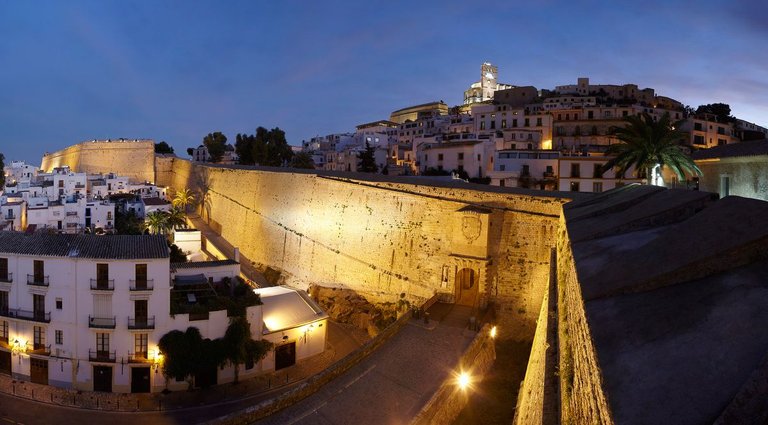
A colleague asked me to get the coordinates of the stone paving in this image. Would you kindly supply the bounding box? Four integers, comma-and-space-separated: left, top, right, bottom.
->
254, 304, 480, 425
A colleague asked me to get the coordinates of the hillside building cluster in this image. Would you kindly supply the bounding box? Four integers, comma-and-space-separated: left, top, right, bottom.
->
1, 162, 167, 233
299, 64, 767, 193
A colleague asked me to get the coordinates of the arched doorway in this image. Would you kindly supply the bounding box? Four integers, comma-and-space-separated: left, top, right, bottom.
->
455, 268, 478, 306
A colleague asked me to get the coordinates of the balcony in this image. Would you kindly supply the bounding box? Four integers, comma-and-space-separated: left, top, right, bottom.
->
129, 279, 154, 291
27, 275, 49, 287
3, 215, 13, 220
127, 316, 155, 330
0, 273, 12, 283
127, 352, 151, 363
88, 316, 116, 329
0, 308, 51, 323
90, 279, 114, 291
65, 211, 78, 217
89, 349, 116, 363
29, 344, 51, 356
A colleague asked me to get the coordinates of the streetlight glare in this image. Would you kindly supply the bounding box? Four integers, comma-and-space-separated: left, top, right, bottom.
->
458, 371, 471, 390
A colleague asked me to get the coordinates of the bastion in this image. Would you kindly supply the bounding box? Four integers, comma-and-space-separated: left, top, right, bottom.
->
41, 139, 156, 184
40, 143, 579, 341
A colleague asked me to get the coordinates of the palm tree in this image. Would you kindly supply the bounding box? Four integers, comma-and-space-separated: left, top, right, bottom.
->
172, 188, 196, 212
602, 112, 701, 185
166, 208, 187, 230
144, 211, 169, 235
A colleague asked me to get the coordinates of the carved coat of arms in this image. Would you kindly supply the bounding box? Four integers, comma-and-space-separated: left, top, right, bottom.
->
461, 215, 482, 243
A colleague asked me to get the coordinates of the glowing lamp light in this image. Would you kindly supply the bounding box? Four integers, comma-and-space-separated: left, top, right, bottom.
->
490, 326, 497, 339
457, 372, 471, 390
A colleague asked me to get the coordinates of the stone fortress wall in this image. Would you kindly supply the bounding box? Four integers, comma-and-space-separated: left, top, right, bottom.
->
157, 158, 570, 340
40, 140, 156, 184
43, 144, 572, 341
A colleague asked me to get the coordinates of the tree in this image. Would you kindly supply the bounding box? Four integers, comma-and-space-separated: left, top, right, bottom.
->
186, 147, 194, 157
169, 242, 188, 263
223, 317, 272, 383
357, 142, 378, 173
602, 112, 701, 185
0, 153, 5, 188
155, 141, 174, 154
166, 208, 187, 230
115, 210, 143, 235
203, 132, 227, 163
235, 133, 255, 165
172, 188, 196, 211
695, 103, 734, 123
144, 211, 169, 235
158, 327, 204, 390
289, 151, 315, 169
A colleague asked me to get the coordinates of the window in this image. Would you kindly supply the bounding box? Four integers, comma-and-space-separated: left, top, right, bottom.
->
135, 264, 148, 289
480, 121, 485, 130
570, 163, 581, 178
0, 292, 7, 315
536, 117, 542, 126
588, 111, 594, 119
0, 321, 7, 343
501, 119, 507, 129
477, 154, 481, 161
490, 121, 496, 129
522, 165, 530, 175
524, 118, 530, 127
693, 135, 705, 145
570, 181, 580, 192
512, 119, 518, 127
458, 153, 464, 160
593, 164, 603, 178
33, 294, 45, 319
694, 123, 703, 131
0, 258, 7, 281
718, 139, 727, 146
499, 180, 506, 187
438, 154, 443, 161
545, 165, 554, 175
593, 182, 603, 193
499, 164, 506, 171
34, 260, 44, 282
97, 333, 110, 355
56, 298, 62, 310
33, 326, 45, 350
135, 334, 148, 359
55, 330, 63, 345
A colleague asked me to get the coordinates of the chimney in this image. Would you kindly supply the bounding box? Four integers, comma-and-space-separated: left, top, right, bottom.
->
234, 248, 240, 263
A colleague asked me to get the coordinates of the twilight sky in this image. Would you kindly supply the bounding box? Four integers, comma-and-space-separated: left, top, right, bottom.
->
1, 0, 767, 164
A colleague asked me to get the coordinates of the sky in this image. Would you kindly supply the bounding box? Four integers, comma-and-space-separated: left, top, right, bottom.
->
1, 0, 767, 164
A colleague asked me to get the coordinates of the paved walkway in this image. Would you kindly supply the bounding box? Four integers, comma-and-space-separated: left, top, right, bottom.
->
254, 304, 478, 425
186, 213, 269, 287
0, 321, 367, 424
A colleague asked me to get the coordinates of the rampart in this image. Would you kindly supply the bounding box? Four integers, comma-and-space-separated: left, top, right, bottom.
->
41, 140, 156, 184
156, 157, 572, 341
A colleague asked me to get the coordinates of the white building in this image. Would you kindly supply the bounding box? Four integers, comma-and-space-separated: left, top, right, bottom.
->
418, 140, 494, 178
0, 232, 324, 393
254, 286, 328, 371
558, 154, 642, 193
488, 150, 559, 189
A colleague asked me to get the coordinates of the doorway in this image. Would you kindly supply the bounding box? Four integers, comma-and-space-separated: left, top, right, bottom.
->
131, 367, 151, 393
93, 366, 113, 392
195, 365, 217, 388
0, 351, 11, 376
455, 268, 478, 306
275, 342, 296, 370
30, 358, 48, 385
